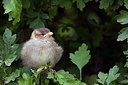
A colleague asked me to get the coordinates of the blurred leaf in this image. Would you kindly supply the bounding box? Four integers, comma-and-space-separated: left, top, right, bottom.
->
29, 18, 45, 29
97, 72, 108, 84
18, 73, 35, 85
69, 43, 91, 80
27, 11, 39, 18
116, 10, 128, 24
124, 0, 128, 9
51, 0, 59, 5
22, 0, 30, 9
59, 0, 72, 10
123, 50, 128, 55
2, 0, 22, 25
99, 0, 114, 9
5, 69, 21, 84
124, 62, 128, 67
47, 70, 86, 85
31, 65, 47, 78
117, 27, 128, 41
57, 26, 78, 40
4, 44, 19, 66
0, 36, 4, 54
3, 28, 16, 45
123, 50, 128, 67
2, 28, 19, 66
112, 0, 123, 10
87, 12, 101, 25
40, 12, 49, 19
73, 0, 90, 11
4, 55, 17, 66
0, 68, 7, 78
48, 6, 58, 19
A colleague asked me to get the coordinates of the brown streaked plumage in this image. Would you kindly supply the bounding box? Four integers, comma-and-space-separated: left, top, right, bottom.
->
20, 28, 63, 68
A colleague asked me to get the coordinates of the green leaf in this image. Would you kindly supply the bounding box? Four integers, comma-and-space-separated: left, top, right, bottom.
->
3, 28, 16, 45
99, 0, 114, 9
97, 72, 108, 84
73, 0, 91, 11
124, 0, 128, 9
4, 44, 19, 66
5, 69, 21, 84
48, 6, 58, 19
69, 43, 91, 80
31, 65, 47, 78
40, 12, 49, 19
47, 70, 87, 85
57, 26, 77, 40
29, 18, 45, 29
18, 73, 35, 85
106, 65, 120, 85
97, 65, 120, 85
3, 0, 22, 25
59, 0, 72, 10
4, 55, 17, 66
116, 10, 128, 24
117, 27, 128, 41
70, 43, 91, 71
2, 28, 19, 66
22, 0, 30, 9
124, 62, 128, 67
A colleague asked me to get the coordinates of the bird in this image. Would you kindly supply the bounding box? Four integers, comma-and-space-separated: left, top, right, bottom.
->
20, 28, 63, 68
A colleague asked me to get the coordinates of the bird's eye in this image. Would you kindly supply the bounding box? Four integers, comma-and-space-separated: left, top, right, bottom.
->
41, 33, 45, 35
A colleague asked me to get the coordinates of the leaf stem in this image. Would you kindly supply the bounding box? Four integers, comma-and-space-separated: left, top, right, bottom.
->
79, 68, 82, 81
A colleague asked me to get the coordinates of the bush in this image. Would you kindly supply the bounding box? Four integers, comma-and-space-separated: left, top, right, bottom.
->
0, 0, 128, 85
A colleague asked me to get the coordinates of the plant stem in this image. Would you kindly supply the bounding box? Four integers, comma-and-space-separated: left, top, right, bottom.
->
79, 69, 82, 80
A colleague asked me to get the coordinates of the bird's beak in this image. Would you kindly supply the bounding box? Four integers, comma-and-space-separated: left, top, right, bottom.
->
44, 32, 53, 37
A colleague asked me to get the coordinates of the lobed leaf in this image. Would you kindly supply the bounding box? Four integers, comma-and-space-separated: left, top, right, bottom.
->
69, 43, 91, 70
99, 0, 114, 9
3, 0, 22, 25
97, 72, 108, 84
106, 65, 120, 85
73, 0, 91, 11
59, 0, 72, 10
116, 10, 128, 24
97, 65, 120, 85
18, 73, 35, 85
4, 44, 19, 66
5, 69, 21, 84
47, 70, 86, 85
117, 27, 128, 41
29, 18, 45, 29
124, 0, 128, 9
3, 28, 16, 45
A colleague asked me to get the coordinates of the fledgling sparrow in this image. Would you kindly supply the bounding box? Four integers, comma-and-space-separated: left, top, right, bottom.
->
20, 28, 63, 68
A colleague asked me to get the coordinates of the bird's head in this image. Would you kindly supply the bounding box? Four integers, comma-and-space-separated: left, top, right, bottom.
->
31, 28, 53, 40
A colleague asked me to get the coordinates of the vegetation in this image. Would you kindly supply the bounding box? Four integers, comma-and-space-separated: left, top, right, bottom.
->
0, 0, 128, 85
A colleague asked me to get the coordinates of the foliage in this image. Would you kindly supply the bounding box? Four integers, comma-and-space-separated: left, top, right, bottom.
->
5, 69, 21, 84
117, 27, 128, 41
47, 70, 86, 85
97, 65, 120, 85
2, 0, 22, 25
0, 28, 19, 67
70, 43, 91, 80
116, 10, 128, 25
1, 0, 128, 85
18, 73, 35, 85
